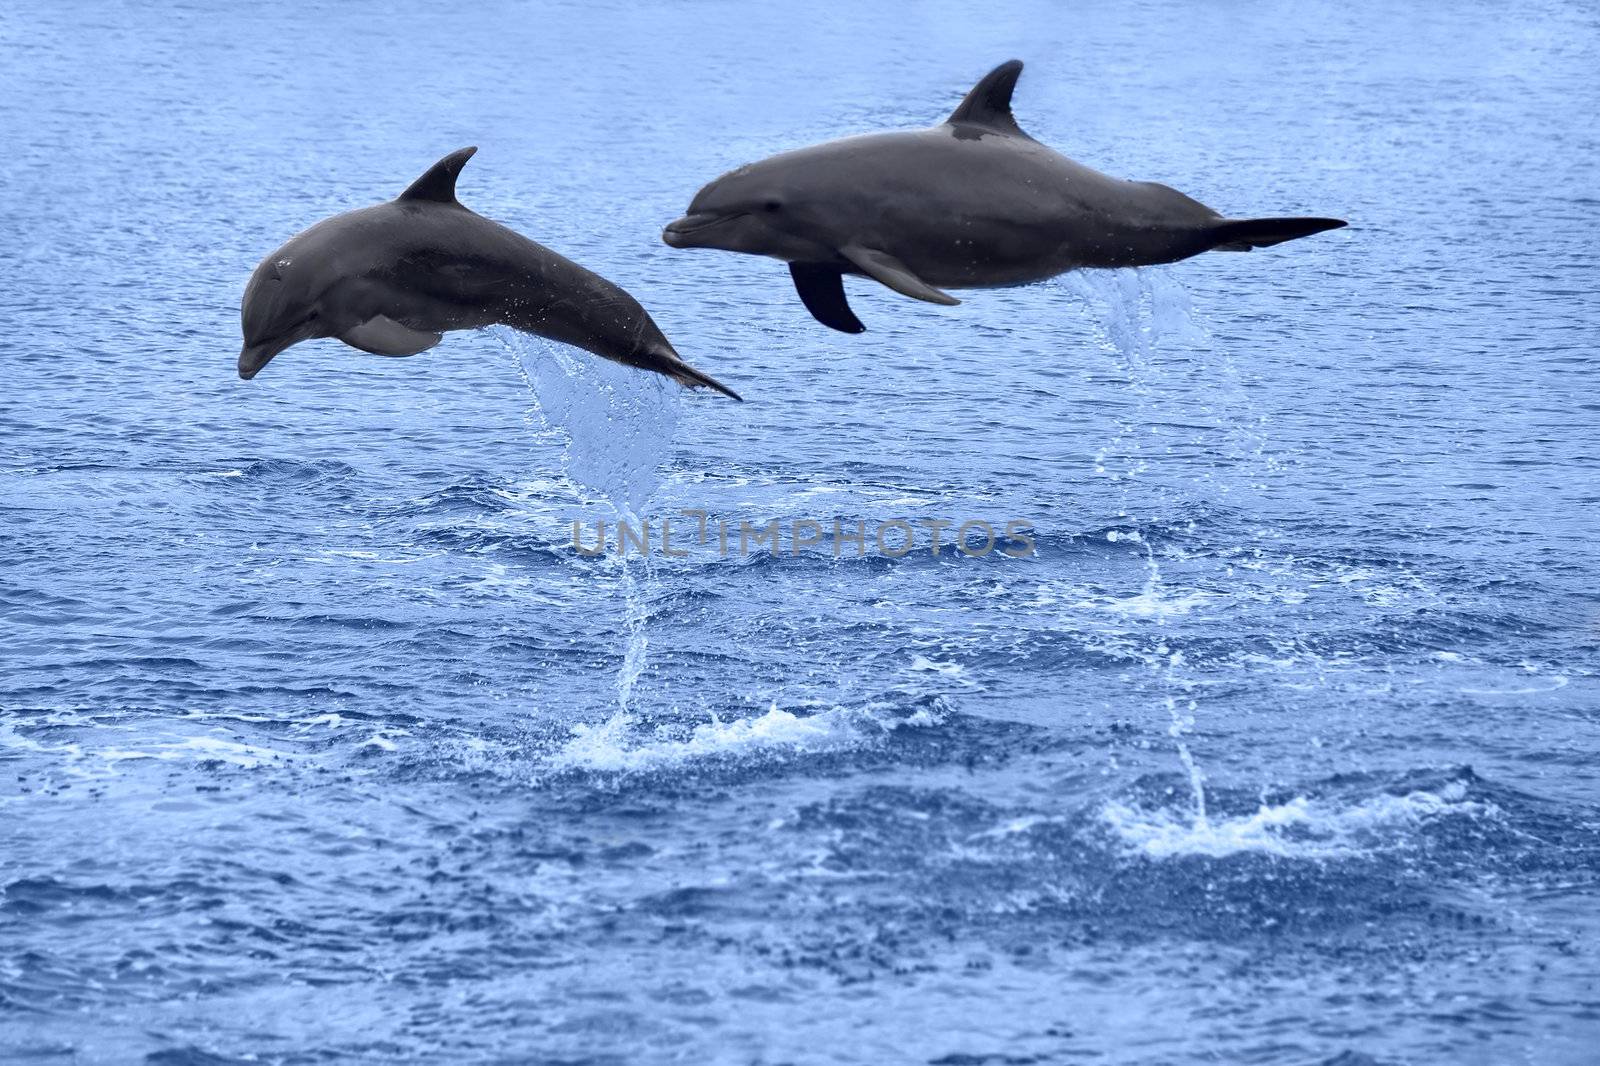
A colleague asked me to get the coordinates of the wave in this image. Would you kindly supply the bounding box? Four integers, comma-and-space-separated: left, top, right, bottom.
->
550, 699, 944, 773
1101, 778, 1496, 860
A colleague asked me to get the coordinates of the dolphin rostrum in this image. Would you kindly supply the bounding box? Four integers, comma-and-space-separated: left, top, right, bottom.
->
242, 148, 740, 398
663, 61, 1346, 333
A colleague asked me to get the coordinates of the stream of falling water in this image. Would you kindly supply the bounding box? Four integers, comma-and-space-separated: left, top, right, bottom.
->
491, 270, 1275, 796
1061, 267, 1217, 829
492, 328, 679, 717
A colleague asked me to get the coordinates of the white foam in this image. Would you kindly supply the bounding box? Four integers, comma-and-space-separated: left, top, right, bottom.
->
97, 736, 297, 770
551, 700, 940, 772
1073, 587, 1215, 619
0, 713, 326, 785
1102, 780, 1491, 860
972, 814, 1067, 840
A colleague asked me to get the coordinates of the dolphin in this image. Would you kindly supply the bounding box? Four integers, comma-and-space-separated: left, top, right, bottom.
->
241, 147, 740, 399
663, 61, 1346, 333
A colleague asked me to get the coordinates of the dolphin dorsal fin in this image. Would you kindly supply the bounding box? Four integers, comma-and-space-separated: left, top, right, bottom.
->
398, 146, 478, 203
946, 60, 1026, 136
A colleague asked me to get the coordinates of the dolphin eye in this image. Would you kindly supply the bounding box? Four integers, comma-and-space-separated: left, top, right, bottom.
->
763, 199, 783, 213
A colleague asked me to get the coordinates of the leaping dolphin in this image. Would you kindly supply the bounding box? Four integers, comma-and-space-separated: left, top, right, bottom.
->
241, 148, 740, 399
663, 61, 1346, 333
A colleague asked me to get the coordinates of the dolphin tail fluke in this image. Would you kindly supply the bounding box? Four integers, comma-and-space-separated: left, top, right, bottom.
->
643, 345, 744, 401
1208, 217, 1347, 252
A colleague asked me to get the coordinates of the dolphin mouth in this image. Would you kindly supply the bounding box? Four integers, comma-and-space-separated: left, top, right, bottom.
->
238, 337, 293, 380
662, 212, 744, 247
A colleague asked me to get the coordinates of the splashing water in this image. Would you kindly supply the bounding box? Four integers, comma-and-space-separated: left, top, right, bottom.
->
491, 328, 679, 715
551, 699, 944, 773
492, 328, 680, 514
1062, 267, 1208, 367
1103, 779, 1495, 860
1061, 267, 1209, 496
614, 553, 653, 712
1062, 268, 1216, 826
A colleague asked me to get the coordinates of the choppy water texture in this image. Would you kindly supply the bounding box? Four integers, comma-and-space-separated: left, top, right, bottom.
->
3, 2, 1599, 1063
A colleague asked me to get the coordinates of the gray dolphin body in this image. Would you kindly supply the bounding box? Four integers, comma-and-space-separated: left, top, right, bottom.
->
663, 61, 1346, 333
241, 148, 739, 398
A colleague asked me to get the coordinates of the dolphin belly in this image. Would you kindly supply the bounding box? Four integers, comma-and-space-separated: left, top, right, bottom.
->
323, 274, 502, 339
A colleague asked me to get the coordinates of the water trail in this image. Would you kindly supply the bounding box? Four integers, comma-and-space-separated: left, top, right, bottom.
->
1142, 537, 1209, 829
1062, 267, 1213, 827
496, 328, 680, 514
614, 551, 653, 712
492, 329, 679, 715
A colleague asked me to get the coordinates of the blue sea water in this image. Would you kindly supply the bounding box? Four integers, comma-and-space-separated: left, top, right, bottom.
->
2, 1, 1599, 1062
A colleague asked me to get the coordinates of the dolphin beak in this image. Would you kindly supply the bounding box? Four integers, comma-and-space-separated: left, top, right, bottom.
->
663, 212, 740, 248
238, 337, 293, 380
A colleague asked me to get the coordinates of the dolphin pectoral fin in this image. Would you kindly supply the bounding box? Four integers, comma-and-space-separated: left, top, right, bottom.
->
789, 263, 866, 334
339, 316, 444, 357
840, 245, 961, 307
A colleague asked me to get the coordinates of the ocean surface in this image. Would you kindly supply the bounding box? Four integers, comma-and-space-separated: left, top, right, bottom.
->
3, 2, 1599, 1063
